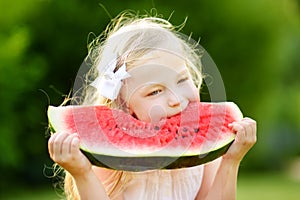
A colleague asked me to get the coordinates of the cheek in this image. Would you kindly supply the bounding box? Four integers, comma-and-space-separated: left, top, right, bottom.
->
182, 82, 200, 101
130, 99, 166, 123
146, 103, 167, 123
191, 85, 200, 101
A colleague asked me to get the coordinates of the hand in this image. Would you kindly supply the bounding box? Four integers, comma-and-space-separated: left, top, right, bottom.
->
223, 117, 257, 163
48, 132, 92, 177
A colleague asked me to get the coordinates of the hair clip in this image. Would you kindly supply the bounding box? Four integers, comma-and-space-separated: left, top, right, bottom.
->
90, 56, 130, 100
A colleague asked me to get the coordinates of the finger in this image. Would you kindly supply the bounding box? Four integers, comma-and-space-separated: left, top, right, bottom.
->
48, 134, 56, 156
241, 118, 257, 142
231, 122, 245, 134
243, 117, 257, 127
232, 122, 248, 144
247, 118, 257, 136
61, 133, 76, 155
240, 120, 253, 138
237, 120, 257, 147
52, 132, 70, 159
70, 134, 80, 155
48, 132, 62, 157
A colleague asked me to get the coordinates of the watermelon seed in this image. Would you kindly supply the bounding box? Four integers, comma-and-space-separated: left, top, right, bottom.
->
194, 128, 199, 133
154, 126, 160, 130
183, 127, 188, 132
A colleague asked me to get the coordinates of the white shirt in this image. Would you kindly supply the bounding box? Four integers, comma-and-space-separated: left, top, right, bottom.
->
122, 165, 204, 200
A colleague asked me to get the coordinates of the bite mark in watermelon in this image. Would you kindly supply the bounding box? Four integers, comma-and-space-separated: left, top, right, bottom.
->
47, 102, 243, 171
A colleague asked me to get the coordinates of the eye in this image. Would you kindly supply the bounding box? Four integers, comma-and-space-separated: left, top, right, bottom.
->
177, 76, 189, 84
147, 89, 162, 96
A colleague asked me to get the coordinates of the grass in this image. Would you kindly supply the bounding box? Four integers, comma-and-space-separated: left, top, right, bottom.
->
0, 187, 60, 200
1, 172, 299, 199
237, 172, 300, 200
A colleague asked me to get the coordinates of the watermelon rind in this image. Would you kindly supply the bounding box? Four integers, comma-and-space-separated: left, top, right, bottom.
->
77, 132, 235, 157
81, 139, 234, 171
47, 102, 241, 171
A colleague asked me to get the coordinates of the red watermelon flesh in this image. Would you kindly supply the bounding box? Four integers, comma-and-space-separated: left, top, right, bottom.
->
48, 101, 243, 171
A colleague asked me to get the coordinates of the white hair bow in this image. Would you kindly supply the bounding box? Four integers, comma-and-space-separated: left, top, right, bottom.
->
90, 56, 131, 100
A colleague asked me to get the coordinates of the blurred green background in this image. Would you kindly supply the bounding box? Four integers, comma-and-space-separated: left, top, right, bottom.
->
1, 0, 299, 199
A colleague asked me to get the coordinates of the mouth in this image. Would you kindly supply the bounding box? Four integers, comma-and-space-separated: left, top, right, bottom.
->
166, 101, 193, 119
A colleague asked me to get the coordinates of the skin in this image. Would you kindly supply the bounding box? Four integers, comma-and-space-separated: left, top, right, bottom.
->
48, 50, 257, 200
120, 51, 200, 122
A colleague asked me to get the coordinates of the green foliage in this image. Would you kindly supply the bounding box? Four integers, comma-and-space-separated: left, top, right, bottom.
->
2, 172, 299, 199
0, 0, 300, 192
0, 2, 46, 168
178, 0, 300, 169
237, 173, 300, 200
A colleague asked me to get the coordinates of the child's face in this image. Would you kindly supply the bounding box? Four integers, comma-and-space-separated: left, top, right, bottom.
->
120, 51, 200, 123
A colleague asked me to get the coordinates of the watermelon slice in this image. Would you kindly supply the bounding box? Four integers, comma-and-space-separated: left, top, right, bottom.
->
47, 102, 243, 171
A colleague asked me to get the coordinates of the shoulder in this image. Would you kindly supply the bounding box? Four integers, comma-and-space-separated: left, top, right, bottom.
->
204, 157, 222, 175
92, 166, 121, 184
195, 157, 222, 199
202, 157, 223, 186
92, 167, 126, 199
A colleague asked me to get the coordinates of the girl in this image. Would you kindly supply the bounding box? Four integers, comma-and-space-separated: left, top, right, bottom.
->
48, 12, 256, 200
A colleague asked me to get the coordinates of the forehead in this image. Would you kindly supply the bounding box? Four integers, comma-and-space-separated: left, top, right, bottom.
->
121, 51, 189, 97
128, 51, 187, 82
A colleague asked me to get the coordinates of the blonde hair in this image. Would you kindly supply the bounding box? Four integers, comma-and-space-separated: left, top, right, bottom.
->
64, 10, 203, 200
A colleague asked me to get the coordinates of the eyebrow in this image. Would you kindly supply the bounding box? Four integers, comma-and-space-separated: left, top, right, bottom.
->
178, 68, 190, 76
139, 67, 190, 91
139, 82, 161, 94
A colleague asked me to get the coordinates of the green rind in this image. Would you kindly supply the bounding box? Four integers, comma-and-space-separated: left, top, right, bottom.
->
47, 106, 60, 133
79, 133, 235, 157
80, 140, 233, 172
48, 111, 234, 171
48, 123, 55, 133
48, 102, 240, 171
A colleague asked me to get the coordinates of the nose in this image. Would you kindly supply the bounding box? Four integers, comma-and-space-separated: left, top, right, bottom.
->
167, 91, 181, 107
